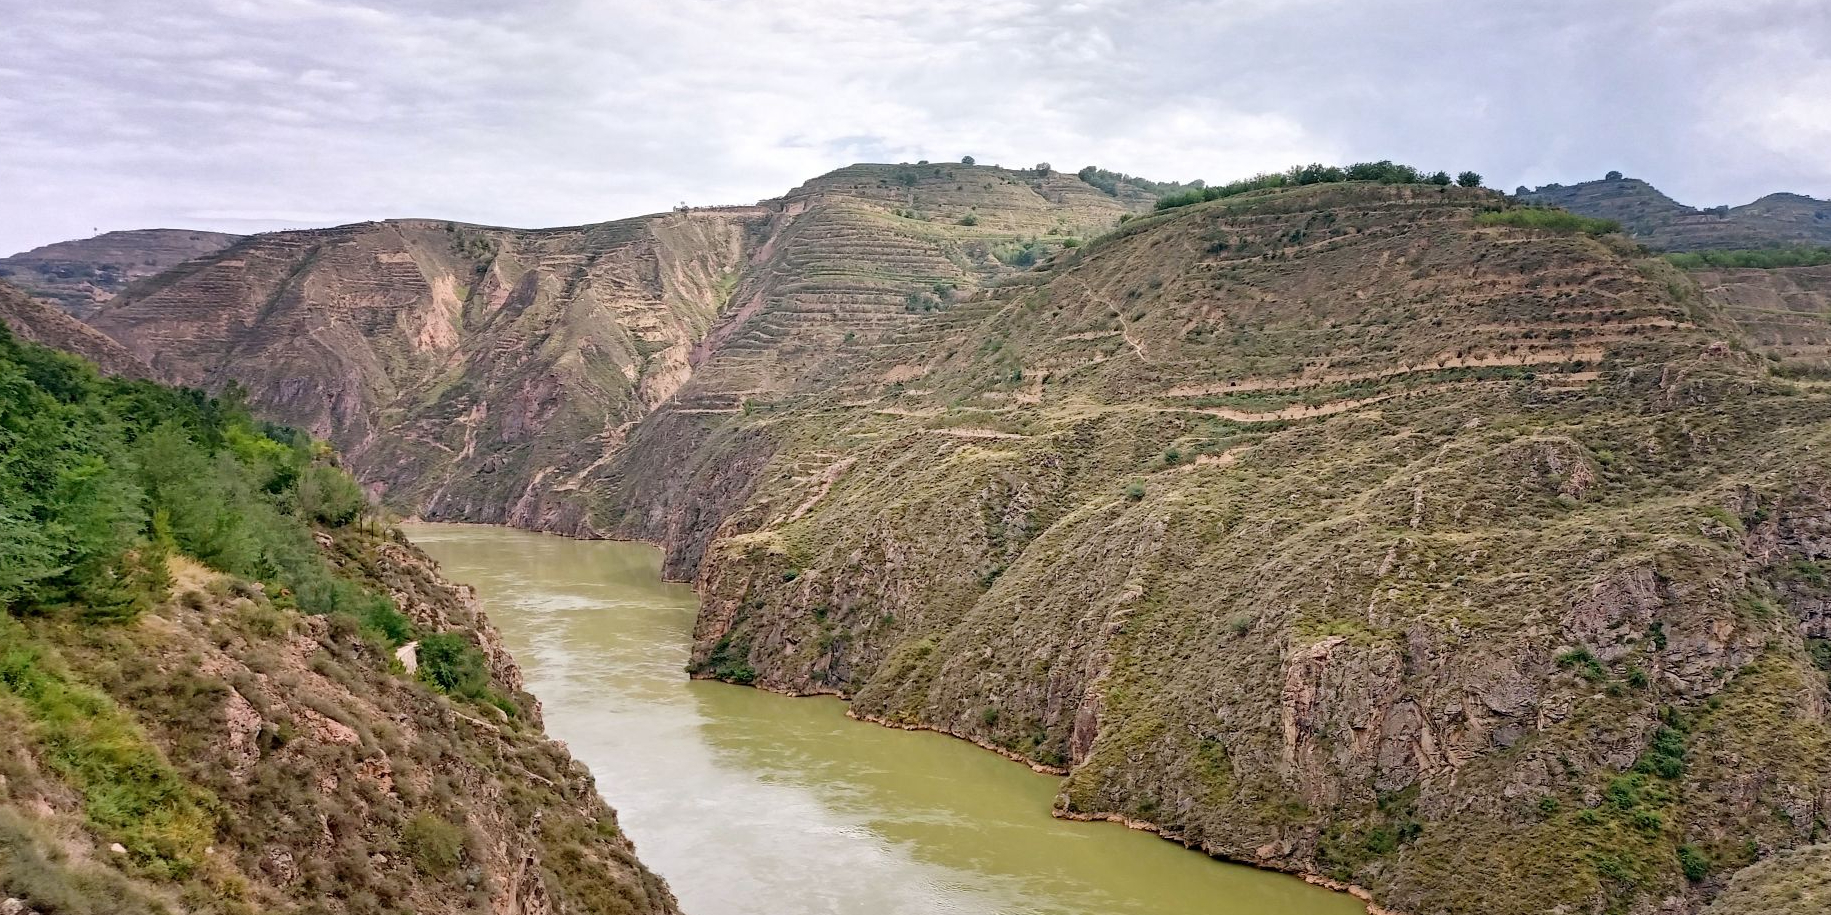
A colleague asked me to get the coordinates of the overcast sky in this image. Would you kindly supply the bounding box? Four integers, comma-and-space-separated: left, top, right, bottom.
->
3, 0, 1828, 255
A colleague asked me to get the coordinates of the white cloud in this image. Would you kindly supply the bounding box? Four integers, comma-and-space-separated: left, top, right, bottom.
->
0, 0, 1826, 254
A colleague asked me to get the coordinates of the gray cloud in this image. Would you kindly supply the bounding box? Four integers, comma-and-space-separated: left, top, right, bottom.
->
3, 0, 1827, 254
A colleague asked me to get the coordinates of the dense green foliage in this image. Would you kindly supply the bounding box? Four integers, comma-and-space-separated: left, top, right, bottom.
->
1153, 161, 1469, 211
1664, 246, 1831, 269
0, 323, 385, 622
1475, 207, 1622, 236
1076, 165, 1198, 199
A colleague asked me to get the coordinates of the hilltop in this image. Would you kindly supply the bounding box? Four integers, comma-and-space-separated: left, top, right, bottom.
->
0, 229, 242, 316
1519, 175, 1831, 251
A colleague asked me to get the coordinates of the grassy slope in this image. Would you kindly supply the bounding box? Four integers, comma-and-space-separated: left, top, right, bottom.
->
645, 183, 1831, 915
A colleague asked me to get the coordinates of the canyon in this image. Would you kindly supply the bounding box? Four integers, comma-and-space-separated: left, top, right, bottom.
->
17, 165, 1831, 915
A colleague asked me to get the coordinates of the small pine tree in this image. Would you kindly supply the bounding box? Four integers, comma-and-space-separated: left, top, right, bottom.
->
1457, 171, 1483, 188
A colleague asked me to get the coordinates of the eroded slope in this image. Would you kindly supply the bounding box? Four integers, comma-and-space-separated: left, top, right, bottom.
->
0, 229, 242, 316
617, 183, 1831, 915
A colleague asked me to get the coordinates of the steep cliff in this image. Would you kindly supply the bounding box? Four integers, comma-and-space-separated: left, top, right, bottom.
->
621, 183, 1829, 915
85, 165, 1148, 533
0, 326, 678, 915
0, 229, 241, 317
87, 213, 768, 532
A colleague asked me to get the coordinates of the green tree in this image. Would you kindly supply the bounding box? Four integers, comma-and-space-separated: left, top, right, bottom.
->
1457, 171, 1483, 187
961, 155, 975, 165
297, 464, 367, 527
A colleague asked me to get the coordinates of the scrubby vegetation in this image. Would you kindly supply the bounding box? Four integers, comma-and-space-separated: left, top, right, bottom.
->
1476, 207, 1622, 236
1075, 165, 1199, 199
1153, 161, 1471, 211
0, 322, 678, 914
1664, 246, 1831, 269
0, 322, 388, 624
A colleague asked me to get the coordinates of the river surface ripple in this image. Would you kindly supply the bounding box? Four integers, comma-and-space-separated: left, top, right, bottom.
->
404, 522, 1363, 915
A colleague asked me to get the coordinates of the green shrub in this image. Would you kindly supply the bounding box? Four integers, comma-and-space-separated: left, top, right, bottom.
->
0, 321, 394, 623
416, 632, 492, 700
1476, 208, 1621, 236
400, 812, 465, 874
1665, 246, 1831, 270
297, 464, 367, 526
1678, 843, 1711, 881
1556, 647, 1607, 681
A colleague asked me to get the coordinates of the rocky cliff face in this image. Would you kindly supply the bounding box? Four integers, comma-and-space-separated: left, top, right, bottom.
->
1520, 176, 1831, 251
0, 528, 680, 915
85, 165, 1148, 535
617, 184, 1829, 915
70, 171, 1831, 915
0, 229, 241, 317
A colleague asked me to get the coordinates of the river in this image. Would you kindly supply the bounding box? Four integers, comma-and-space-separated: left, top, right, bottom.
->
404, 522, 1364, 915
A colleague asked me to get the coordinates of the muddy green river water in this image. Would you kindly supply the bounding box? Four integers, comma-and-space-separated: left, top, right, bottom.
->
404, 522, 1362, 915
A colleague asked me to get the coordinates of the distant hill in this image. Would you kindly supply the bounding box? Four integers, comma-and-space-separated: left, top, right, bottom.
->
1519, 175, 1831, 251
0, 228, 242, 316
0, 279, 149, 377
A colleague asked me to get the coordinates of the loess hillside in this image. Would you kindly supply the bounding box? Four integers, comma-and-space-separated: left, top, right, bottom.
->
68, 169, 1831, 915
0, 322, 678, 915
0, 280, 150, 378
588, 182, 1831, 915
0, 230, 242, 317
85, 165, 1149, 533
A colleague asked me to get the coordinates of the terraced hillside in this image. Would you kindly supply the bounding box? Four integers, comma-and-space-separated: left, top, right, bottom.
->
86, 212, 769, 530
584, 182, 1830, 915
1687, 264, 1831, 378
85, 164, 1148, 531
77, 168, 1831, 915
0, 280, 149, 377
0, 229, 241, 316
1521, 176, 1831, 251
